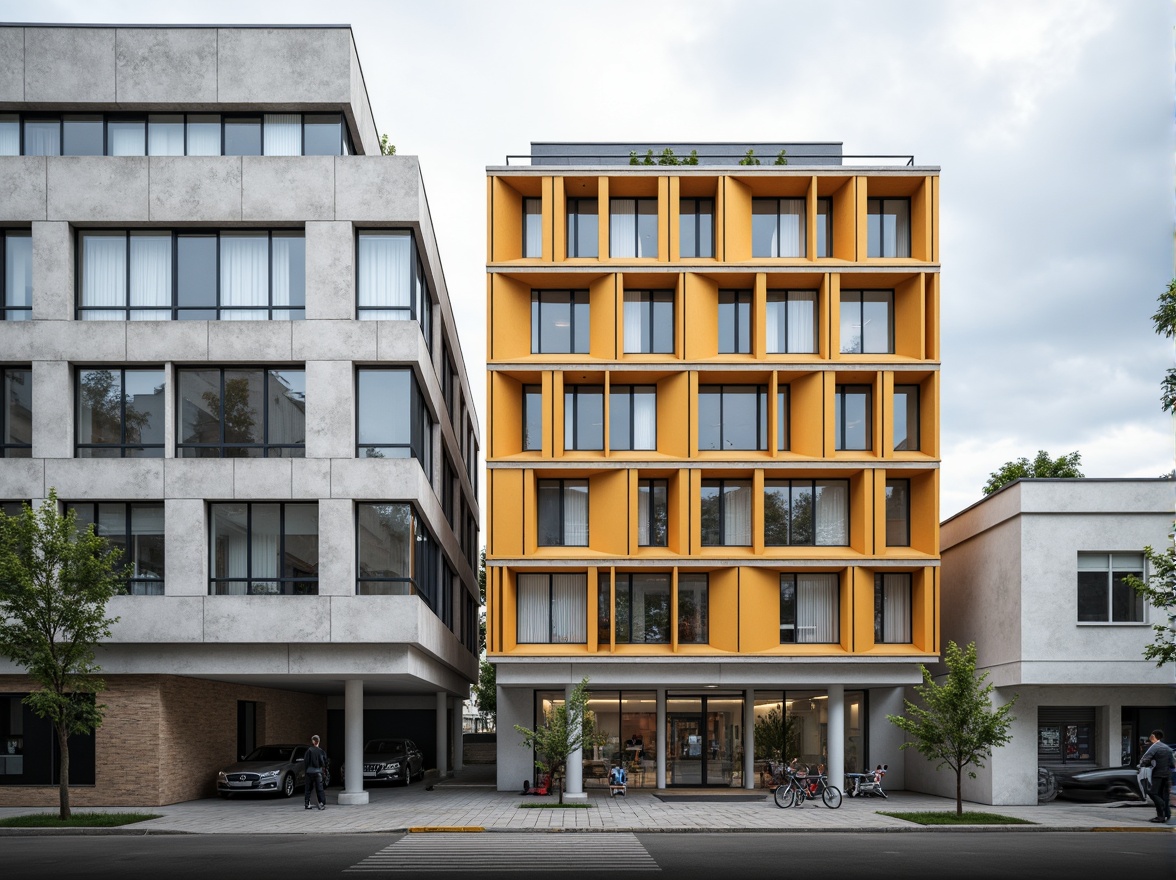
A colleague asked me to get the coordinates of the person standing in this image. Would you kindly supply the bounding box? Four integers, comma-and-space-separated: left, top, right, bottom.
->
1139, 730, 1172, 824
304, 734, 329, 811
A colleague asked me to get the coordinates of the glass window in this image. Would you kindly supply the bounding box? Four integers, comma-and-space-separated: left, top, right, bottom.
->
816, 198, 832, 258
867, 198, 911, 258
894, 385, 919, 451
874, 573, 912, 642
637, 478, 667, 547
147, 114, 185, 156
62, 115, 103, 156
766, 290, 817, 354
700, 479, 752, 546
834, 385, 872, 451
718, 290, 751, 354
3, 232, 32, 321
263, 114, 301, 156
176, 233, 217, 318
177, 368, 304, 458
186, 114, 221, 156
23, 118, 61, 156
76, 368, 165, 458
885, 479, 910, 546
764, 479, 849, 546
356, 502, 416, 596
610, 198, 658, 258
517, 573, 587, 644
840, 290, 893, 354
0, 693, 95, 785
1076, 553, 1145, 623
698, 385, 767, 451
777, 388, 789, 451
680, 198, 714, 258
609, 385, 656, 451
614, 573, 671, 643
356, 231, 431, 339
223, 116, 262, 156
356, 368, 432, 473
752, 198, 806, 257
531, 290, 589, 354
302, 114, 344, 156
0, 114, 18, 155
67, 502, 164, 595
522, 197, 542, 258
1, 367, 32, 458
522, 385, 543, 451
623, 291, 674, 354
567, 198, 598, 258
537, 479, 589, 547
107, 119, 145, 156
780, 573, 840, 643
564, 385, 604, 451
210, 502, 318, 595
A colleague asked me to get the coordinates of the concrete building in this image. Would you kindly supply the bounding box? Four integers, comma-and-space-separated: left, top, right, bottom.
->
485, 142, 941, 794
0, 25, 481, 807
919, 478, 1175, 805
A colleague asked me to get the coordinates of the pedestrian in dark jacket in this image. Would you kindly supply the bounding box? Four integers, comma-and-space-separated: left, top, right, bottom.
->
304, 734, 329, 811
1139, 730, 1172, 823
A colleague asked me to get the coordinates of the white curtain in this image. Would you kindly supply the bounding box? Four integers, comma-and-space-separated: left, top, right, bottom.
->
637, 486, 651, 546
778, 199, 805, 257
264, 114, 301, 156
81, 234, 126, 319
271, 235, 293, 308
129, 234, 172, 319
5, 234, 31, 310
517, 574, 549, 643
220, 235, 269, 318
623, 294, 644, 353
766, 299, 782, 353
186, 118, 221, 156
108, 122, 145, 156
147, 117, 185, 156
881, 574, 912, 642
216, 508, 250, 595
0, 117, 17, 155
798, 574, 839, 643
633, 388, 656, 450
814, 481, 848, 545
551, 574, 587, 643
611, 198, 636, 257
523, 198, 542, 257
725, 482, 752, 545
24, 122, 59, 155
564, 482, 589, 546
894, 204, 911, 256
358, 234, 412, 318
787, 292, 816, 352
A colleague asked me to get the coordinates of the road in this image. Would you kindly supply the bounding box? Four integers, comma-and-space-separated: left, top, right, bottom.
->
2, 831, 1172, 880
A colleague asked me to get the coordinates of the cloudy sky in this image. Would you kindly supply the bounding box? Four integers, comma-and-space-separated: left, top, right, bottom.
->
3, 0, 1172, 517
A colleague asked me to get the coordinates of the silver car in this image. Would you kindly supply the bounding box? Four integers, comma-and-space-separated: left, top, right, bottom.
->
217, 744, 308, 798
358, 738, 424, 786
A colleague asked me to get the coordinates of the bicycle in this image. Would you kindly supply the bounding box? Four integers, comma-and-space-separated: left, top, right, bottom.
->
772, 763, 842, 809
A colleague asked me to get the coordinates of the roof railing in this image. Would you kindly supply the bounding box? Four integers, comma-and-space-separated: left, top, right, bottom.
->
504, 152, 916, 167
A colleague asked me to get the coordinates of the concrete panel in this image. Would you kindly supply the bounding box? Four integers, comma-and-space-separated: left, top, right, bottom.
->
207, 321, 292, 361
0, 457, 43, 500
36, 320, 127, 362
107, 596, 205, 643
115, 28, 217, 104
328, 459, 424, 500
317, 498, 354, 598
293, 320, 375, 362
148, 158, 242, 223
94, 642, 295, 675
304, 221, 356, 321
25, 28, 116, 103
377, 318, 429, 363
0, 28, 23, 102
165, 498, 207, 597
217, 28, 352, 105
126, 321, 209, 362
305, 360, 354, 459
32, 221, 73, 321
0, 323, 37, 361
47, 158, 149, 222
46, 459, 165, 499
203, 595, 330, 643
232, 458, 293, 499
164, 459, 235, 499
334, 157, 423, 222
30, 360, 72, 459
291, 458, 331, 498
242, 157, 334, 221
0, 157, 47, 221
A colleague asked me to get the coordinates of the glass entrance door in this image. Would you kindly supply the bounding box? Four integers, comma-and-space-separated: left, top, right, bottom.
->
668, 713, 703, 785
666, 694, 743, 787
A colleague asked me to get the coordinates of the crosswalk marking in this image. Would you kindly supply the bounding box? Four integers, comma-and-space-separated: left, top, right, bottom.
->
345, 832, 660, 873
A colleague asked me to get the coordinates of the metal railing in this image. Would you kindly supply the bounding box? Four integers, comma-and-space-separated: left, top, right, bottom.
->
505, 152, 916, 167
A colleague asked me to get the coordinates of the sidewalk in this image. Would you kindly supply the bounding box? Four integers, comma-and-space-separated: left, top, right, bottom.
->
0, 766, 1171, 835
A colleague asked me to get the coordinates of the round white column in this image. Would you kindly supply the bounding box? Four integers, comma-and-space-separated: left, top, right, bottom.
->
337, 679, 369, 805
563, 682, 586, 799
827, 684, 845, 797
656, 689, 666, 789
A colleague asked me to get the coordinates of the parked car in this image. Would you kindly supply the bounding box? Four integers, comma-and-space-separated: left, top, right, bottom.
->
217, 744, 309, 799
1054, 765, 1148, 802
347, 738, 424, 786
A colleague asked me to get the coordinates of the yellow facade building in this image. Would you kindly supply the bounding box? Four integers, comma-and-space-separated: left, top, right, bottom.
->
485, 142, 940, 794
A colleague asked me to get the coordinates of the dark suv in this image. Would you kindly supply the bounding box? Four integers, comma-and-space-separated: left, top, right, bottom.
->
359, 738, 424, 786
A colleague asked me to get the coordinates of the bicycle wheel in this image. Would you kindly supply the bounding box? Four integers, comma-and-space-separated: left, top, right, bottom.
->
774, 783, 796, 808
822, 785, 842, 809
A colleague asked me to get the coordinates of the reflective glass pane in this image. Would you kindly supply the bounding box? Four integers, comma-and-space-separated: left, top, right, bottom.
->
176, 234, 218, 314
263, 113, 300, 156
357, 369, 411, 448
5, 233, 32, 311
763, 481, 790, 545
752, 199, 777, 257
0, 114, 18, 155
1077, 572, 1108, 622
23, 119, 60, 156
271, 233, 305, 310
130, 503, 165, 584
523, 385, 543, 451
3, 368, 31, 448
790, 483, 814, 545
861, 291, 892, 353
282, 504, 319, 580
303, 114, 342, 155
537, 480, 561, 546
123, 369, 165, 452
62, 116, 103, 155
894, 385, 919, 451
223, 117, 261, 156
221, 370, 264, 447
147, 114, 185, 155
107, 120, 146, 156
636, 199, 658, 258
186, 114, 220, 156
722, 387, 760, 450
268, 370, 306, 448
697, 388, 721, 451
700, 482, 721, 545
77, 369, 124, 446
358, 503, 413, 580
651, 293, 674, 353
178, 369, 222, 447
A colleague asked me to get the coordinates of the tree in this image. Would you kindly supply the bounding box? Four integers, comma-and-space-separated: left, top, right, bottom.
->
753, 705, 800, 762
513, 677, 603, 803
888, 641, 1017, 815
379, 133, 396, 156
0, 491, 125, 819
1155, 279, 1175, 412
469, 548, 496, 725
738, 148, 761, 166
981, 450, 1083, 496
1125, 538, 1176, 667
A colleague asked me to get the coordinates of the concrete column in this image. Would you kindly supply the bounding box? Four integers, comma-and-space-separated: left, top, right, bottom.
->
452, 697, 464, 773
1101, 702, 1121, 767
656, 688, 667, 789
436, 691, 449, 778
563, 681, 585, 799
743, 689, 755, 789
337, 679, 369, 805
827, 684, 844, 796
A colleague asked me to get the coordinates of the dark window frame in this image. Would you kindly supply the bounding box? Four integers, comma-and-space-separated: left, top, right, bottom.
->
779, 573, 841, 644
893, 384, 920, 451
564, 385, 604, 451
867, 197, 912, 258
874, 572, 913, 643
516, 572, 588, 645
537, 478, 589, 547
2, 231, 33, 321
64, 501, 165, 595
176, 366, 305, 459
1076, 553, 1146, 624
839, 289, 894, 355
355, 367, 433, 476
763, 479, 851, 547
209, 501, 319, 596
718, 290, 752, 354
531, 289, 590, 354
613, 572, 672, 644
885, 478, 911, 547
566, 197, 599, 258
636, 478, 668, 547
700, 478, 753, 547
752, 196, 807, 258
355, 229, 433, 348
1, 366, 32, 458
765, 289, 818, 354
76, 366, 166, 459
834, 384, 873, 451
609, 197, 658, 258
679, 197, 715, 258
623, 290, 675, 354
698, 384, 768, 451
354, 501, 442, 607
609, 384, 657, 451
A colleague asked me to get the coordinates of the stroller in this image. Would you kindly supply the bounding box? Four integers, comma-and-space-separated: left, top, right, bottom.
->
854, 764, 888, 798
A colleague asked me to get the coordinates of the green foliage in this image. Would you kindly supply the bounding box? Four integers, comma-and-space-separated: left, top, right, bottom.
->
1155, 280, 1176, 412
657, 148, 679, 166
981, 450, 1083, 496
0, 812, 161, 828
878, 811, 1033, 826
685, 150, 699, 166
738, 149, 761, 166
379, 134, 396, 156
514, 677, 604, 803
888, 641, 1017, 816
753, 705, 800, 761
471, 657, 497, 724
629, 151, 639, 165
642, 150, 655, 166
1124, 537, 1176, 666
0, 491, 125, 819
774, 149, 789, 166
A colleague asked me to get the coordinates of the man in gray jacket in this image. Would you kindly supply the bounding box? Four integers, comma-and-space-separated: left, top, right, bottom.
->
1139, 730, 1172, 824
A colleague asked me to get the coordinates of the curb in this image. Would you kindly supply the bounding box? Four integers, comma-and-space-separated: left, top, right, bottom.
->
0, 827, 193, 836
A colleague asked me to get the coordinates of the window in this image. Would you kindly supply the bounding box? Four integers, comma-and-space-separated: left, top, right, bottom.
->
752, 198, 806, 257
874, 573, 912, 642
441, 344, 457, 425
677, 573, 709, 643
893, 385, 920, 451
613, 573, 671, 643
610, 198, 658, 258
63, 115, 104, 156
441, 455, 455, 526
77, 368, 165, 458
3, 232, 32, 321
623, 290, 674, 354
567, 198, 598, 258
564, 385, 604, 451
637, 478, 668, 547
840, 290, 893, 354
357, 231, 432, 343
522, 198, 542, 258
23, 118, 60, 155
700, 479, 752, 546
867, 198, 911, 258
356, 369, 432, 473
777, 388, 789, 451
1077, 553, 1145, 623
885, 479, 910, 546
816, 198, 833, 258
517, 573, 587, 643
718, 290, 752, 354
210, 502, 319, 595
780, 573, 840, 643
77, 230, 305, 320
356, 502, 440, 600
0, 114, 21, 155
537, 479, 588, 546
522, 385, 543, 451
763, 480, 849, 546
766, 290, 817, 354
609, 385, 656, 451
67, 502, 164, 595
1, 368, 31, 458
680, 198, 714, 258
0, 693, 95, 786
532, 290, 589, 354
177, 368, 304, 458
107, 118, 145, 156
834, 385, 872, 451
698, 385, 767, 451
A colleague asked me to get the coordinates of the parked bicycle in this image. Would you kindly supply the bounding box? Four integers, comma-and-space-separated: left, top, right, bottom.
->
771, 761, 842, 809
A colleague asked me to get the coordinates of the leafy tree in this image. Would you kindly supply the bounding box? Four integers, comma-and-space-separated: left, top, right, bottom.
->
469, 548, 497, 725
738, 149, 761, 166
379, 133, 396, 156
1155, 279, 1175, 412
981, 450, 1083, 496
514, 677, 604, 803
1125, 538, 1176, 667
0, 491, 125, 819
753, 705, 800, 762
888, 641, 1017, 815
